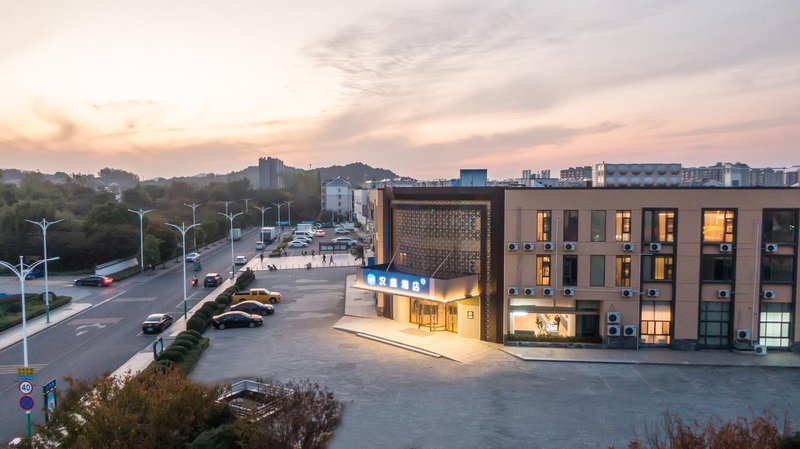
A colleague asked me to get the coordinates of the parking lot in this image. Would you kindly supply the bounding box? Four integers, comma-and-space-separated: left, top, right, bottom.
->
192, 267, 800, 449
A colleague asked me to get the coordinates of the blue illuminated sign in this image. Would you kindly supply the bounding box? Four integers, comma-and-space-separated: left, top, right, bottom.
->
361, 268, 430, 296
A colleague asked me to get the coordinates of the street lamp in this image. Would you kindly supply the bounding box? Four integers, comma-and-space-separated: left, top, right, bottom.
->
165, 222, 200, 319
222, 200, 234, 215
25, 218, 63, 323
0, 255, 59, 438
284, 200, 295, 228
255, 206, 271, 228
242, 197, 252, 212
272, 202, 285, 233
218, 212, 243, 279
127, 208, 153, 276
184, 203, 202, 252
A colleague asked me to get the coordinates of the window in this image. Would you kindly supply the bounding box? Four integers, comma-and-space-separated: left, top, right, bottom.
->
536, 255, 551, 286
563, 255, 578, 286
643, 210, 675, 243
590, 255, 605, 286
563, 210, 579, 242
702, 210, 735, 243
643, 255, 674, 281
537, 211, 552, 241
761, 255, 795, 282
591, 210, 606, 242
759, 302, 791, 347
615, 256, 631, 287
615, 210, 631, 242
700, 255, 734, 281
640, 300, 671, 345
763, 209, 798, 243
698, 302, 730, 348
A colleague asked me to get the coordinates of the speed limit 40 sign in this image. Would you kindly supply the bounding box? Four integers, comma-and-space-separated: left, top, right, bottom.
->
18, 381, 33, 395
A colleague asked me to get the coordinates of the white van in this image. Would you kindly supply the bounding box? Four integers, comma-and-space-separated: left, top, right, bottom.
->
294, 230, 314, 239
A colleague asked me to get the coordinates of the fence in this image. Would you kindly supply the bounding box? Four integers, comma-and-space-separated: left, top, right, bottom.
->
95, 257, 138, 276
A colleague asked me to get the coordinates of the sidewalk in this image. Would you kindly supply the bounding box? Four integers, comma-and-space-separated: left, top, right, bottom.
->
0, 301, 92, 352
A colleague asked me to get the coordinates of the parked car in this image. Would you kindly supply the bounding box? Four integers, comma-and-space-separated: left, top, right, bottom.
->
320, 222, 335, 228
332, 237, 358, 246
314, 229, 326, 237
292, 235, 312, 244
255, 241, 266, 250
287, 240, 308, 248
232, 288, 282, 304
204, 273, 224, 287
231, 300, 275, 316
185, 252, 201, 262
74, 275, 113, 287
141, 313, 173, 334
334, 228, 350, 234
25, 268, 44, 280
234, 255, 248, 265
212, 311, 263, 329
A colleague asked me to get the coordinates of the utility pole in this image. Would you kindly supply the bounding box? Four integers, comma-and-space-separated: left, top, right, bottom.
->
127, 208, 153, 276
184, 203, 202, 252
218, 212, 243, 279
165, 222, 200, 319
25, 218, 64, 323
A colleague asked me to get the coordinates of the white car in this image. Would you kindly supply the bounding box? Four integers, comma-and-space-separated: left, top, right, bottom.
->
334, 228, 350, 234
287, 240, 309, 248
255, 241, 265, 250
234, 256, 248, 265
332, 237, 358, 246
293, 235, 312, 243
185, 252, 201, 262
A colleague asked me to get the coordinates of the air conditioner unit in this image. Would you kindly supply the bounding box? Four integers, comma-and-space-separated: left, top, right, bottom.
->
764, 243, 779, 253
649, 243, 662, 252
542, 287, 554, 296
508, 242, 519, 251
508, 287, 519, 296
607, 311, 621, 324
622, 242, 635, 252
719, 243, 733, 253
563, 287, 575, 296
623, 325, 637, 337
647, 288, 660, 298
563, 242, 576, 251
754, 345, 768, 356
621, 289, 634, 298
607, 324, 621, 337
522, 242, 535, 251
543, 242, 555, 251
523, 287, 535, 296
717, 289, 731, 299
762, 290, 777, 300
735, 329, 751, 341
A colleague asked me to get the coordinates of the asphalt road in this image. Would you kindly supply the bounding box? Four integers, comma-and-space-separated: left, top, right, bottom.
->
0, 228, 271, 442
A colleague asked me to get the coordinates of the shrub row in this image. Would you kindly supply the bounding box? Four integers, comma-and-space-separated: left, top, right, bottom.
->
154, 329, 209, 374
186, 269, 255, 334
269, 249, 282, 258
505, 333, 603, 344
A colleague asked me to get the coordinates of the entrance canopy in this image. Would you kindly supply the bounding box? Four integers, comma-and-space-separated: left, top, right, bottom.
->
354, 264, 479, 303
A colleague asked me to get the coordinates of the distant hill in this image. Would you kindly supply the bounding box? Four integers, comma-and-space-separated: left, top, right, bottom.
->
315, 162, 399, 184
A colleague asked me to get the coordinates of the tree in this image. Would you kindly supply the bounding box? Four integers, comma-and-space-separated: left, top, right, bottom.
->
121, 185, 153, 208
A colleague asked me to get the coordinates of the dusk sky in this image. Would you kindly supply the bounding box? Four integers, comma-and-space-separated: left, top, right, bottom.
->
1, 1, 799, 180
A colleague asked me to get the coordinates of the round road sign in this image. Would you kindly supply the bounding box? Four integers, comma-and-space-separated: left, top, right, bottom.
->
18, 381, 33, 395
19, 395, 34, 411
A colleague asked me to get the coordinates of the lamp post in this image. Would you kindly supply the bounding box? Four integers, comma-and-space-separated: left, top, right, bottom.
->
184, 203, 202, 252
272, 202, 285, 233
222, 200, 234, 215
127, 208, 153, 276
219, 212, 243, 279
255, 206, 271, 228
25, 218, 63, 323
284, 200, 295, 228
165, 222, 200, 319
0, 256, 59, 438
242, 198, 252, 212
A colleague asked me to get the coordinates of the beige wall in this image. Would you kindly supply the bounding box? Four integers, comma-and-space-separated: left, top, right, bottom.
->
458, 298, 481, 339
504, 188, 800, 345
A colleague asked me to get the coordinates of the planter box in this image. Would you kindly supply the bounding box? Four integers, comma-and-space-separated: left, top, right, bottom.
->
505, 341, 605, 349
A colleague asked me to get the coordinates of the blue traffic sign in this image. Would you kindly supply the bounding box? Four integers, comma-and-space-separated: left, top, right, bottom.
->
19, 395, 34, 411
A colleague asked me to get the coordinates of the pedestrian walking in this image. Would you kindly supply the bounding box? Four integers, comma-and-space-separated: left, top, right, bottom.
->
329, 255, 334, 266
259, 252, 264, 263
323, 254, 326, 263
311, 250, 315, 257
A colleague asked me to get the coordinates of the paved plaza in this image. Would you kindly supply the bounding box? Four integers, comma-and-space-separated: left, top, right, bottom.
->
192, 267, 800, 449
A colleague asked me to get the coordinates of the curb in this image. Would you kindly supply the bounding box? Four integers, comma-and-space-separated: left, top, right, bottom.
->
333, 325, 455, 361
500, 349, 800, 368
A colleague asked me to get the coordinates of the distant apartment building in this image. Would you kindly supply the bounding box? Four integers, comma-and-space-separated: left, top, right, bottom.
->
321, 176, 353, 220
681, 162, 800, 187
594, 163, 682, 187
363, 178, 418, 189
258, 157, 285, 190
353, 188, 370, 227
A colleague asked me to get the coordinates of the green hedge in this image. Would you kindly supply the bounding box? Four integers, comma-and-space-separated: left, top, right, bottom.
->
269, 249, 281, 258
153, 331, 210, 374
505, 333, 603, 344
0, 295, 72, 333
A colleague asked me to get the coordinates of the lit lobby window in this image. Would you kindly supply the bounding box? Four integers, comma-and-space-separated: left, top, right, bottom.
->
615, 210, 631, 242
702, 210, 735, 243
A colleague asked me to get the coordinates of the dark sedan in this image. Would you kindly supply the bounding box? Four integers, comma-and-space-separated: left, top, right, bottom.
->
211, 311, 263, 329
74, 275, 113, 287
230, 300, 275, 316
204, 273, 223, 287
142, 313, 173, 334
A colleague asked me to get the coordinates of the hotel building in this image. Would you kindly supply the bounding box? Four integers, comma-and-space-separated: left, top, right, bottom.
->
355, 187, 800, 351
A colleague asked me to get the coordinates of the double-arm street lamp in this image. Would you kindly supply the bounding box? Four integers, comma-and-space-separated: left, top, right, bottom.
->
184, 202, 202, 252
0, 255, 59, 438
222, 200, 234, 215
255, 206, 271, 228
285, 200, 295, 228
127, 208, 153, 276
25, 218, 63, 323
218, 211, 243, 279
271, 202, 285, 234
166, 222, 200, 319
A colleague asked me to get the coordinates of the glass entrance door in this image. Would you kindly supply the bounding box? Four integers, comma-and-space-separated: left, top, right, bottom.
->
410, 299, 452, 332
446, 304, 458, 333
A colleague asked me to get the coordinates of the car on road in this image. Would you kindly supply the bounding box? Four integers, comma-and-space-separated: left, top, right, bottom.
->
232, 288, 282, 304
212, 311, 263, 329
186, 252, 201, 262
230, 300, 274, 316
141, 313, 173, 333
255, 241, 266, 250
332, 237, 358, 246
314, 229, 326, 237
234, 255, 248, 265
204, 273, 224, 287
74, 275, 113, 287
287, 240, 308, 248
334, 228, 350, 234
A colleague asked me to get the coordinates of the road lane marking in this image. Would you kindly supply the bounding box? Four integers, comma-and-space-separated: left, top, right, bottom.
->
76, 322, 107, 336
114, 297, 157, 302
70, 318, 123, 326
